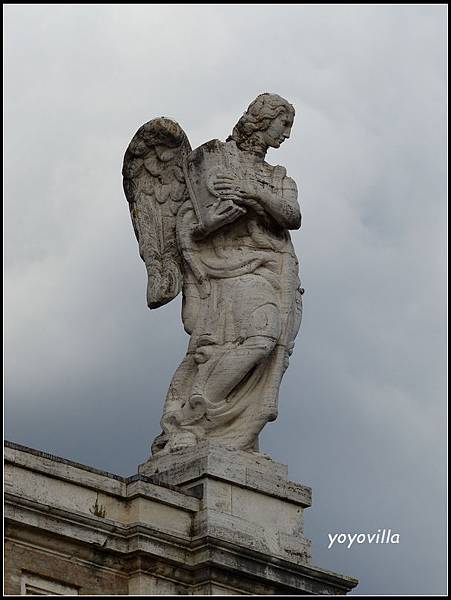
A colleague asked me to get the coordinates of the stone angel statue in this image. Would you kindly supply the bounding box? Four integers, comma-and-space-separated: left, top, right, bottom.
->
122, 93, 303, 456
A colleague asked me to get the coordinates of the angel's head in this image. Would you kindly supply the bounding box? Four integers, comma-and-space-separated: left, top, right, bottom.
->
227, 93, 295, 156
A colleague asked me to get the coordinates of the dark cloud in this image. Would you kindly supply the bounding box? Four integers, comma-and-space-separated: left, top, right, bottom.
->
5, 5, 447, 595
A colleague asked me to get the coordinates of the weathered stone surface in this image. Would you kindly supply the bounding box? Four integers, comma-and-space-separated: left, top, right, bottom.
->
123, 93, 304, 457
140, 441, 312, 566
140, 440, 311, 508
5, 441, 358, 595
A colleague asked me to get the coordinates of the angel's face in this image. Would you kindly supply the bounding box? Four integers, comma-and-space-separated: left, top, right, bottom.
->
263, 111, 294, 149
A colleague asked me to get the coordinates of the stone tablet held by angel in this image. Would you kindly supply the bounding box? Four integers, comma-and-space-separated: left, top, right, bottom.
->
122, 93, 303, 457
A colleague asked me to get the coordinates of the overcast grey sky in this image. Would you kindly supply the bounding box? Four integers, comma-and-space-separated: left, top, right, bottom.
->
4, 4, 447, 595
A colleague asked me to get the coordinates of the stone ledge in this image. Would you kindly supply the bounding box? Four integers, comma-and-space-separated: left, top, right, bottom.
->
5, 440, 127, 482
5, 442, 200, 512
190, 542, 358, 595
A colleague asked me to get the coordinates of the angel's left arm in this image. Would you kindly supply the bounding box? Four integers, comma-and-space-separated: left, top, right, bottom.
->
256, 176, 301, 230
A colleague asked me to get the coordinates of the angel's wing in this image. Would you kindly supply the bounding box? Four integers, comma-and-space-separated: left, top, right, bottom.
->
122, 118, 192, 309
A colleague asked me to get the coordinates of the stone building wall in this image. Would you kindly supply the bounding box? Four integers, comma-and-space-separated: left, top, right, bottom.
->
4, 441, 357, 595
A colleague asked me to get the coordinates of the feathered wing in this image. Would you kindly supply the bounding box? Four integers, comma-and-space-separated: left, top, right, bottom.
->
122, 118, 192, 308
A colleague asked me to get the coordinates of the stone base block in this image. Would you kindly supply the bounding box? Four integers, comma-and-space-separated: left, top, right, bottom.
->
139, 441, 313, 566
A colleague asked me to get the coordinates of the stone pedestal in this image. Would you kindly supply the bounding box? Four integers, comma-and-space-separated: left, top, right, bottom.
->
139, 442, 358, 595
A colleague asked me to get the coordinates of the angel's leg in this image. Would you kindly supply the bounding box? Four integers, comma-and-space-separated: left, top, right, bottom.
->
193, 302, 281, 405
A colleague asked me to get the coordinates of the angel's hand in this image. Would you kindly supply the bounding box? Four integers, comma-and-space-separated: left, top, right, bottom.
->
213, 174, 259, 201
216, 197, 247, 219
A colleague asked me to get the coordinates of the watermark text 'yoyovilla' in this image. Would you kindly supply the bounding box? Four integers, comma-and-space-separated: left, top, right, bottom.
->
328, 529, 400, 549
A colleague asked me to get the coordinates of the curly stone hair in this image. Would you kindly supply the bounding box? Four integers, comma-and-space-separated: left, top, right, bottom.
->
227, 93, 295, 155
